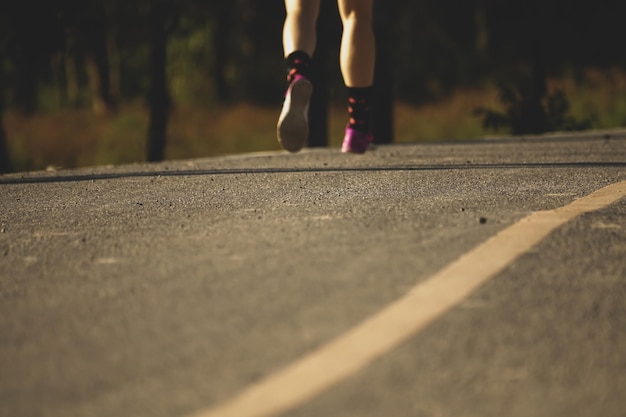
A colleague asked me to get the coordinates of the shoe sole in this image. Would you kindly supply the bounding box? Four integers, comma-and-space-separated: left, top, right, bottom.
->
342, 142, 376, 154
277, 78, 313, 153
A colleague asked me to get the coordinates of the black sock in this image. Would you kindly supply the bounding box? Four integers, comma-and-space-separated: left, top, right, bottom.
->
285, 51, 312, 83
347, 86, 372, 133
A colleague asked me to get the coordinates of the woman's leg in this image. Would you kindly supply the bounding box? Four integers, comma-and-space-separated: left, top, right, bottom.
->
277, 0, 320, 152
283, 0, 320, 58
337, 0, 375, 153
337, 0, 375, 87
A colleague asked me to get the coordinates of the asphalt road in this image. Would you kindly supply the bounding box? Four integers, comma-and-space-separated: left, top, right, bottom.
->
1, 131, 625, 417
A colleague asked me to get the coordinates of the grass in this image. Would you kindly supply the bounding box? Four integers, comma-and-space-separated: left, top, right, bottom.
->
4, 67, 626, 173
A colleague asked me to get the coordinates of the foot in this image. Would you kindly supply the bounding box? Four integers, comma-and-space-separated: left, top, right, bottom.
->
277, 75, 313, 153
341, 125, 374, 154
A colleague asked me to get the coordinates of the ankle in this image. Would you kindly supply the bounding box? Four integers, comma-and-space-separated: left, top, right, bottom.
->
346, 86, 372, 133
285, 51, 312, 83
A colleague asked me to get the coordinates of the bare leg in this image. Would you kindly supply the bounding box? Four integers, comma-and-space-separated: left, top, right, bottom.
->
278, 0, 319, 152
337, 0, 375, 153
337, 0, 375, 87
283, 0, 321, 57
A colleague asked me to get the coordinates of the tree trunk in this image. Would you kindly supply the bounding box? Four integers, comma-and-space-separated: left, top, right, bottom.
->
308, 0, 339, 148
104, 2, 121, 103
0, 94, 11, 173
146, 0, 170, 162
85, 4, 116, 114
308, 42, 331, 147
371, 0, 394, 144
213, 0, 232, 102
520, 0, 548, 134
64, 39, 81, 107
14, 46, 39, 115
0, 129, 9, 174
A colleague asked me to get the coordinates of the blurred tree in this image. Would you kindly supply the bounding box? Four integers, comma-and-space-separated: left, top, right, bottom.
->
1, 0, 626, 172
67, 0, 118, 113
0, 95, 9, 174
392, 0, 476, 103
476, 82, 592, 134
235, 0, 286, 103
147, 0, 174, 162
0, 7, 11, 173
371, 0, 396, 144
212, 0, 233, 102
474, 0, 619, 134
308, 0, 341, 147
103, 2, 122, 103
3, 0, 626, 113
168, 0, 232, 104
5, 2, 63, 114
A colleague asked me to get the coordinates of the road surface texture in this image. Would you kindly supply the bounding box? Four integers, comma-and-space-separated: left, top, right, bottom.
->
1, 131, 625, 417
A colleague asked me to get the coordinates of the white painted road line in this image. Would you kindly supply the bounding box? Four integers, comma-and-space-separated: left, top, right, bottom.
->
187, 180, 626, 417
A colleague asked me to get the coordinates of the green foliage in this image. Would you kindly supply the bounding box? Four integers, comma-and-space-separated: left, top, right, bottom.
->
475, 81, 593, 135
3, 0, 626, 172
3, 0, 626, 109
167, 24, 216, 105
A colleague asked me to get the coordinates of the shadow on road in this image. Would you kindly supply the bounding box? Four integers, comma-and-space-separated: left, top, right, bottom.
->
1, 162, 625, 185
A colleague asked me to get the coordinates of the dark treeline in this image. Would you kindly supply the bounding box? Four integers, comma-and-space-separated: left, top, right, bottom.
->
1, 0, 625, 172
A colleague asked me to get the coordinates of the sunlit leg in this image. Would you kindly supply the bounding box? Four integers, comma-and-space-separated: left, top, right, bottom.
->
277, 0, 320, 152
337, 0, 375, 87
283, 0, 321, 57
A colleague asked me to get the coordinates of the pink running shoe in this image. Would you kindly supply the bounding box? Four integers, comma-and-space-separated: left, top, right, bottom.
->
341, 125, 374, 154
277, 75, 313, 153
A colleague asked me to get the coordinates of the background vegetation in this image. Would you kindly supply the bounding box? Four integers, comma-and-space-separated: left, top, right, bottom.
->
1, 0, 626, 173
